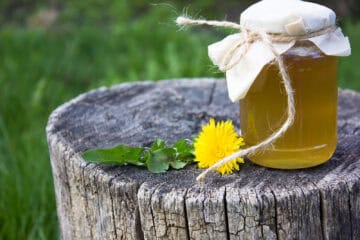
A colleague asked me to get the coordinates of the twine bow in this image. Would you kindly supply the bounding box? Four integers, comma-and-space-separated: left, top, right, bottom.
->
176, 16, 336, 182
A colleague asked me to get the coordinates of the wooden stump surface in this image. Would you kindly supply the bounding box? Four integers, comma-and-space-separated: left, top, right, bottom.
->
46, 79, 360, 240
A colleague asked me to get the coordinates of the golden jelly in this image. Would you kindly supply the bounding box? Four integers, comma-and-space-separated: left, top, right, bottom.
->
240, 42, 338, 169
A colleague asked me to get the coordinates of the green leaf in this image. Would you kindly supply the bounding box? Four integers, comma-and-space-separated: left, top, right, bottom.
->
82, 138, 194, 173
82, 145, 145, 166
172, 139, 194, 162
151, 138, 166, 151
146, 148, 175, 173
169, 159, 188, 169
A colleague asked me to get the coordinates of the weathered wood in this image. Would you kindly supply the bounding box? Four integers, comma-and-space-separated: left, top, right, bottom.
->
46, 79, 360, 240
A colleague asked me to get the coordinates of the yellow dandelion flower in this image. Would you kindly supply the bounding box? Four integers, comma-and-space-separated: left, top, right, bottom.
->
194, 118, 245, 175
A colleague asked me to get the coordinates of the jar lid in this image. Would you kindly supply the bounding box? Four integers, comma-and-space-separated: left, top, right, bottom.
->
240, 0, 336, 35
206, 0, 350, 102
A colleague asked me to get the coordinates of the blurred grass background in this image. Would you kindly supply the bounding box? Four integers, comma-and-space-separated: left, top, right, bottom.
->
0, 0, 359, 239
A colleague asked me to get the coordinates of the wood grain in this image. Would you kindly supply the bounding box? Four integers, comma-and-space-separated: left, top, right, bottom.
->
46, 79, 360, 240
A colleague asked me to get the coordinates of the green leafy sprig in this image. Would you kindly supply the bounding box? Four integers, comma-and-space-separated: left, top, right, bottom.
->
82, 139, 194, 173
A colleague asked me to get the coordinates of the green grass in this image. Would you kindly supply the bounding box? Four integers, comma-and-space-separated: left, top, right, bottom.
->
0, 8, 220, 240
339, 21, 360, 90
0, 6, 359, 239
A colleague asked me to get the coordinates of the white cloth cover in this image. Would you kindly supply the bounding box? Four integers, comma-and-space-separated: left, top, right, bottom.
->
240, 0, 336, 34
208, 0, 351, 102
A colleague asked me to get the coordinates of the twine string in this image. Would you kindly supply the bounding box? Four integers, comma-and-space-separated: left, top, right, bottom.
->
176, 16, 334, 182
176, 16, 242, 29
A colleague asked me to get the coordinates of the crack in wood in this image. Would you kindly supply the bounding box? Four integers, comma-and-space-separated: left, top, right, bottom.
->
207, 80, 217, 106
269, 189, 280, 240
81, 163, 94, 240
108, 177, 119, 240
183, 188, 190, 240
223, 188, 231, 240
347, 185, 353, 240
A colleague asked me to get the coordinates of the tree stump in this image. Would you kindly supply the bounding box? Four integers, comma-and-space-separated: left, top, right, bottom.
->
46, 79, 360, 240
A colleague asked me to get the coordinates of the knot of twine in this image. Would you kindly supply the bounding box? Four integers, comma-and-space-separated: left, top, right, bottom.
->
176, 16, 336, 182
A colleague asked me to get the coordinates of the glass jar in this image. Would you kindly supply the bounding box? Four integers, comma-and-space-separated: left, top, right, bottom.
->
239, 41, 338, 169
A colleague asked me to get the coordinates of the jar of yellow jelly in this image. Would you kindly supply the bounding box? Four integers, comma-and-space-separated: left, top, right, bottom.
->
240, 41, 338, 169
236, 0, 351, 169
208, 0, 351, 169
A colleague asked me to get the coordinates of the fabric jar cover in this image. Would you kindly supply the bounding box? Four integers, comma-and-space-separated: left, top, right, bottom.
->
208, 0, 351, 102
